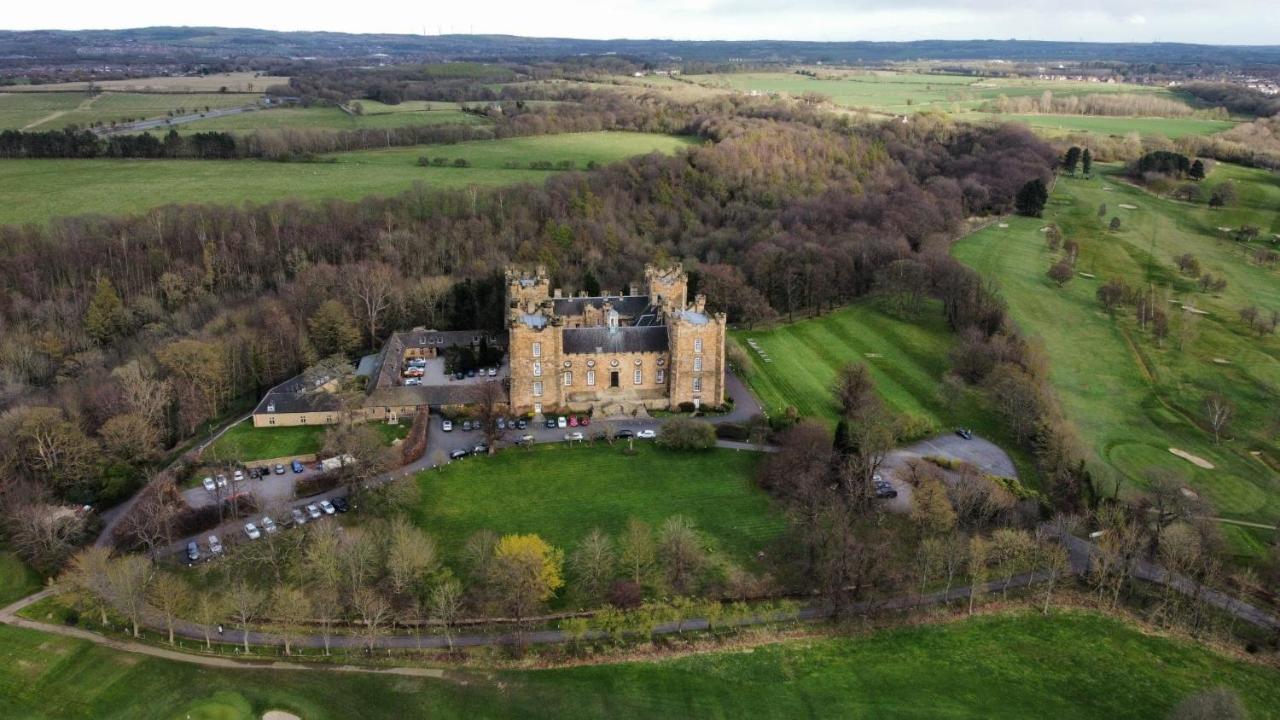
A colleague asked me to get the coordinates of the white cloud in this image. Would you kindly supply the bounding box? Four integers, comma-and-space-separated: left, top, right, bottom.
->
1126, 14, 1148, 25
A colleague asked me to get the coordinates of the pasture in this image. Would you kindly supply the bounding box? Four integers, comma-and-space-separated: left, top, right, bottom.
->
959, 112, 1236, 139
0, 91, 90, 130
3, 72, 287, 93
0, 131, 696, 226
953, 163, 1280, 549
0, 91, 257, 131
731, 300, 1037, 480
167, 101, 489, 133
1, 611, 1278, 719
412, 443, 782, 565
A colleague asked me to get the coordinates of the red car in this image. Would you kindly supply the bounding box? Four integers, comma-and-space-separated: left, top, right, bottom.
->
568, 416, 578, 427
580, 416, 590, 426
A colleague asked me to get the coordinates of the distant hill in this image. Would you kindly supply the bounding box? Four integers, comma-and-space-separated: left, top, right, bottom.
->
2, 27, 1280, 67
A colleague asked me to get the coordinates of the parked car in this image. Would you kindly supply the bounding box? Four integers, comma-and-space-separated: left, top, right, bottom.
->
215, 474, 228, 488
186, 541, 200, 562
466, 368, 477, 378
449, 448, 469, 460
442, 419, 453, 432
207, 535, 223, 554
557, 416, 568, 429
320, 500, 336, 515
243, 522, 261, 540
331, 496, 350, 513
405, 378, 422, 386
568, 416, 578, 428
579, 416, 590, 427
274, 463, 286, 475
955, 427, 973, 440
454, 371, 465, 381
615, 429, 634, 439
473, 443, 488, 455
516, 419, 528, 430
487, 367, 497, 377
564, 431, 584, 442
291, 459, 305, 473
233, 469, 245, 483
636, 429, 656, 439
202, 476, 216, 492
290, 508, 307, 526
517, 433, 535, 444
249, 468, 261, 480
545, 418, 558, 429
875, 486, 899, 499
261, 516, 278, 534
462, 420, 473, 432
497, 417, 506, 430
305, 504, 322, 520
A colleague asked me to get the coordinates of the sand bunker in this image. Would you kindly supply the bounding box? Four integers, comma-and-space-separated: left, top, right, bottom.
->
1169, 448, 1215, 469
997, 223, 1009, 228
1118, 203, 1138, 210
1212, 358, 1231, 365
1039, 226, 1051, 232
1217, 227, 1234, 232
1077, 272, 1096, 279
864, 352, 883, 358
263, 712, 302, 720
1183, 306, 1211, 315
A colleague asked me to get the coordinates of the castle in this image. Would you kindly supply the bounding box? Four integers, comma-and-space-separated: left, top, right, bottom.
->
506, 265, 726, 416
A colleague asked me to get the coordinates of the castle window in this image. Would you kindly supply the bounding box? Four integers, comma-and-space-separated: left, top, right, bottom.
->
268, 416, 276, 426
656, 369, 665, 384
634, 369, 643, 385
533, 381, 543, 397
693, 356, 702, 372
694, 338, 703, 353
532, 361, 542, 377
692, 377, 702, 392
563, 371, 573, 386
532, 342, 541, 358
587, 370, 596, 386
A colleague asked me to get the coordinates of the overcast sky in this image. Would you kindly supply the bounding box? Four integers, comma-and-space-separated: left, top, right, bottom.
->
6, 0, 1278, 45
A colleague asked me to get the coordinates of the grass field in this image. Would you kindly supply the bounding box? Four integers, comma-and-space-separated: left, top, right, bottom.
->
732, 299, 1038, 481
0, 91, 90, 130
953, 164, 1280, 547
413, 443, 782, 564
167, 103, 488, 133
960, 112, 1236, 139
205, 420, 410, 463
0, 549, 41, 606
2, 611, 1278, 719
0, 131, 696, 226
3, 72, 287, 93
0, 92, 258, 131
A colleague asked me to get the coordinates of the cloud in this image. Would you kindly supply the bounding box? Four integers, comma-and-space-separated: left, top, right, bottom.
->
1126, 14, 1148, 25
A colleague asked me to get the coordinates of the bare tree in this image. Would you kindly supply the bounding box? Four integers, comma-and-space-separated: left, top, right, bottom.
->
345, 261, 399, 348
106, 554, 153, 637
352, 587, 393, 651
429, 577, 464, 653
61, 546, 114, 624
618, 518, 656, 586
192, 592, 229, 650
1202, 393, 1235, 444
309, 584, 342, 656
148, 572, 192, 645
227, 580, 265, 653
271, 586, 312, 656
570, 528, 616, 603
386, 517, 439, 599
474, 380, 507, 454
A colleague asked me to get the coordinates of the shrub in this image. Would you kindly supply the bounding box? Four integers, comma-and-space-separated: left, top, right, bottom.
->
897, 413, 936, 442
656, 417, 717, 451
677, 401, 697, 413
714, 422, 750, 441
294, 471, 340, 497
401, 412, 429, 465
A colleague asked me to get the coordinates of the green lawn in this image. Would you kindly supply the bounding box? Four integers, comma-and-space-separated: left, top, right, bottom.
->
2, 611, 1278, 719
0, 131, 697, 226
0, 549, 41, 606
953, 163, 1280, 545
167, 102, 488, 133
205, 419, 410, 463
732, 299, 1038, 482
0, 91, 92, 130
413, 443, 782, 563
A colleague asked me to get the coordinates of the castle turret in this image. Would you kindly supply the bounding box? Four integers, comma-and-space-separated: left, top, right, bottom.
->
645, 264, 688, 310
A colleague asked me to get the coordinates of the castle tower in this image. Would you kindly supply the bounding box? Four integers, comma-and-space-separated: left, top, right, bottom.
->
666, 297, 727, 408
506, 265, 551, 311
645, 264, 688, 310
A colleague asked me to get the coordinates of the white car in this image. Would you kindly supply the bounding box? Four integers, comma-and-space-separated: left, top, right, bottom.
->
442, 419, 453, 432
487, 367, 497, 377
306, 504, 322, 519
215, 474, 228, 488
290, 507, 307, 526
564, 431, 584, 442
261, 516, 278, 534
233, 470, 245, 483
207, 535, 223, 554
202, 476, 216, 492
636, 429, 656, 439
320, 500, 336, 515
243, 522, 261, 540
557, 416, 568, 429
518, 433, 535, 444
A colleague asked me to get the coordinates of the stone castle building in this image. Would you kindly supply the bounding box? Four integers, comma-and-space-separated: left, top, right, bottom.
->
507, 265, 726, 416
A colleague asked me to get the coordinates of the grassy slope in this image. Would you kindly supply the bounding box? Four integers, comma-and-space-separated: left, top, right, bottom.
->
413, 443, 781, 563
0, 549, 41, 606
167, 103, 489, 133
205, 420, 410, 463
0, 131, 696, 226
958, 112, 1236, 139
731, 299, 1038, 482
0, 92, 91, 130
33, 93, 255, 130
2, 612, 1278, 719
954, 164, 1280, 550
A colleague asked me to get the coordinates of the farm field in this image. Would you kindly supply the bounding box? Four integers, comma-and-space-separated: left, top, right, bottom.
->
2, 72, 287, 93
0, 91, 91, 130
959, 112, 1237, 139
0, 549, 41, 606
953, 164, 1280, 553
204, 419, 409, 464
1, 612, 1278, 719
0, 131, 696, 226
26, 92, 254, 130
731, 300, 1038, 481
412, 443, 782, 565
168, 102, 488, 133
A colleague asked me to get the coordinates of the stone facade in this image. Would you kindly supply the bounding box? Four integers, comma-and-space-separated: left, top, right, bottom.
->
506, 265, 726, 415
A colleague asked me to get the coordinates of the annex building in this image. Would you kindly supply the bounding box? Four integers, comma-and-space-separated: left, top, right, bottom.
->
507, 264, 726, 416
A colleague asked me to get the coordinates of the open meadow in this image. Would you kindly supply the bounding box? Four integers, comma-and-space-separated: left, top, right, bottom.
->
412, 443, 782, 565
167, 100, 489, 133
0, 131, 697, 226
0, 91, 259, 131
957, 112, 1236, 140
953, 163, 1280, 556
2, 72, 287, 93
1, 611, 1277, 719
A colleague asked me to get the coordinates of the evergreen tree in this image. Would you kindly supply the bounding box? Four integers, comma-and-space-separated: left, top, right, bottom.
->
84, 276, 127, 344
1062, 146, 1081, 175
1015, 178, 1049, 217
1081, 148, 1093, 176
308, 300, 360, 357
1189, 159, 1206, 181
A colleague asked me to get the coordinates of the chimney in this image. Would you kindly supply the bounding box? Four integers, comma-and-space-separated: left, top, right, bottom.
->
694, 294, 706, 313
553, 288, 562, 299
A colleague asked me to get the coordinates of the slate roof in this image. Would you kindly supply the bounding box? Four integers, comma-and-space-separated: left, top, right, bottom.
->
562, 326, 669, 355
252, 375, 344, 416
364, 383, 494, 408
552, 295, 651, 319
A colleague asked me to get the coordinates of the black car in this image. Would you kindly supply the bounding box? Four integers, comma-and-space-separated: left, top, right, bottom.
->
955, 427, 973, 440
331, 496, 350, 513
615, 429, 635, 439
516, 419, 527, 430
248, 468, 261, 480
466, 368, 477, 378
545, 418, 558, 429
473, 443, 488, 454
449, 448, 470, 460
874, 486, 899, 499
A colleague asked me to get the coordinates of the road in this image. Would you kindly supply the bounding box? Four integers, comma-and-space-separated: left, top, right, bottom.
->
96, 104, 263, 135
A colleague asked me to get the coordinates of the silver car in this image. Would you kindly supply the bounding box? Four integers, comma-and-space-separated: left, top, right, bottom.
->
243, 522, 261, 540
290, 507, 307, 526
306, 504, 322, 519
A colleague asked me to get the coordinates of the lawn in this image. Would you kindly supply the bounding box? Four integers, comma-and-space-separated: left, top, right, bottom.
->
0, 131, 697, 226
732, 299, 1038, 481
2, 611, 1278, 719
413, 443, 782, 563
953, 163, 1280, 546
0, 548, 41, 606
205, 419, 410, 463
167, 102, 489, 133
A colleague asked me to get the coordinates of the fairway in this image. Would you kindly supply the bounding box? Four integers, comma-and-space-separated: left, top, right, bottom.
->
413, 443, 782, 563
0, 131, 697, 226
954, 164, 1280, 541
2, 611, 1278, 719
0, 549, 41, 606
732, 300, 1037, 480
